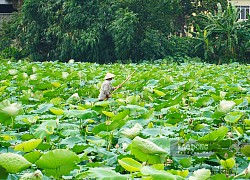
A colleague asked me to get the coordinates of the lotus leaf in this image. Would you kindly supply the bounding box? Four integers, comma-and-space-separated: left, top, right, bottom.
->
224, 111, 244, 123
140, 166, 184, 180
14, 139, 42, 152
121, 123, 143, 139
84, 167, 129, 180
198, 126, 228, 143
0, 153, 31, 173
36, 149, 80, 178
118, 158, 142, 172
131, 136, 168, 154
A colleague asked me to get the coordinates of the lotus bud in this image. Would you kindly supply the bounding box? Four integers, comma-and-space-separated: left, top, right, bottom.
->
78, 71, 84, 78
115, 144, 119, 149
220, 91, 227, 99
105, 121, 111, 126
62, 72, 69, 79
32, 66, 37, 73
68, 59, 75, 63
227, 132, 233, 138
30, 74, 37, 80
23, 73, 28, 79
71, 93, 80, 99
9, 69, 18, 75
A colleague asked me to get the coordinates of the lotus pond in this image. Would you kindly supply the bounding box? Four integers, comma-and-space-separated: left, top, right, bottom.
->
0, 59, 250, 180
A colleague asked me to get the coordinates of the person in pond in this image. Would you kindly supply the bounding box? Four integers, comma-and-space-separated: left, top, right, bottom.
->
98, 73, 119, 101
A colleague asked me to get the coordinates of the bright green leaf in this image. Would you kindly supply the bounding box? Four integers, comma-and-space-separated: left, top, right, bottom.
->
14, 139, 42, 152
118, 158, 142, 172
0, 153, 31, 173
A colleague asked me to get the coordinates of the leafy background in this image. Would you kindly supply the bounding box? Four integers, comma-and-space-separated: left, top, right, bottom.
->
1, 0, 249, 63
0, 59, 249, 179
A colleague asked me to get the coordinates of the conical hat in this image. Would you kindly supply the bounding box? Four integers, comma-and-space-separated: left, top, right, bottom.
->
104, 73, 115, 80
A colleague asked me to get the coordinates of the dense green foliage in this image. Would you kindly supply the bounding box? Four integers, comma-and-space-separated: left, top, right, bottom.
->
194, 3, 250, 64
0, 59, 249, 179
1, 0, 248, 63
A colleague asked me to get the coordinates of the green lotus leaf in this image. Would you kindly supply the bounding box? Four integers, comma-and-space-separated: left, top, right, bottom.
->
51, 82, 61, 88
241, 145, 250, 157
118, 158, 142, 172
94, 101, 109, 107
31, 103, 54, 114
65, 109, 98, 119
198, 126, 228, 143
92, 109, 130, 134
211, 174, 227, 180
24, 151, 43, 163
224, 111, 244, 123
131, 146, 162, 164
126, 95, 141, 104
60, 136, 84, 148
121, 123, 143, 139
14, 139, 42, 152
36, 149, 80, 178
50, 97, 63, 105
49, 107, 64, 115
102, 111, 115, 117
0, 165, 8, 179
179, 157, 192, 168
244, 119, 250, 126
234, 164, 250, 179
0, 153, 31, 173
111, 109, 130, 121
140, 166, 184, 180
83, 167, 129, 180
16, 115, 39, 125
131, 136, 168, 154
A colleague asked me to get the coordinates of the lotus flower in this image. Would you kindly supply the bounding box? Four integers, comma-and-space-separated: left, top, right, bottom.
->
189, 168, 211, 180
2, 103, 22, 117
32, 66, 37, 73
62, 72, 69, 79
216, 100, 236, 114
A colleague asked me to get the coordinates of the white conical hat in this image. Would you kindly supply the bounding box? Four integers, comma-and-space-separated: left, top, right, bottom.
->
104, 73, 115, 80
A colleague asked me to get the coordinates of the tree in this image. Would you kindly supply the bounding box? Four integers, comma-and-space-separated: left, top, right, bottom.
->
194, 3, 250, 64
6, 0, 24, 10
10, 0, 181, 62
